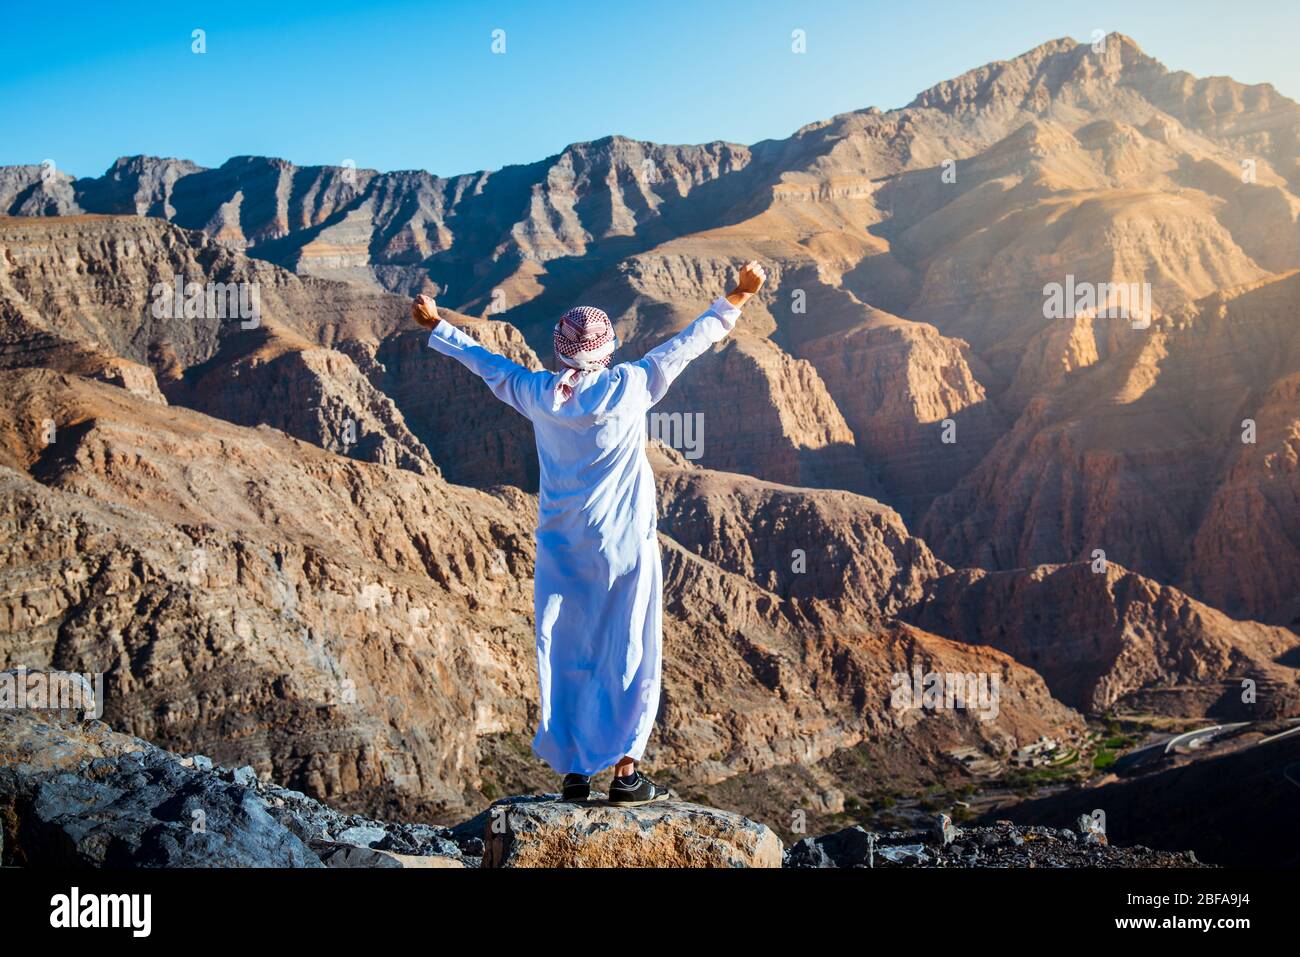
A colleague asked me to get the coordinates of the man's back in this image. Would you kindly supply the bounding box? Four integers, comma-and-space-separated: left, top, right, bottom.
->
530, 363, 657, 575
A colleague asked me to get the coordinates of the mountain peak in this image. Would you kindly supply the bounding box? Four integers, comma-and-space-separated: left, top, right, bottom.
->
906, 32, 1165, 115
105, 155, 205, 176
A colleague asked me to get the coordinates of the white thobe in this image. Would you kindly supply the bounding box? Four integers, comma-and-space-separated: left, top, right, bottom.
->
427, 297, 740, 774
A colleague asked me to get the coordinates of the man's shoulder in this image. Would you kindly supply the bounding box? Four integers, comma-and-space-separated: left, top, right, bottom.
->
608, 360, 653, 394
610, 359, 649, 379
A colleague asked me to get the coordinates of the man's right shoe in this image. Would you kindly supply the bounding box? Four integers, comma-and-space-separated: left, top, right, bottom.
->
607, 771, 669, 807
562, 773, 591, 802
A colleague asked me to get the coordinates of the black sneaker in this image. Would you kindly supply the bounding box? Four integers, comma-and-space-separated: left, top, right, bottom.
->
607, 771, 669, 807
561, 773, 591, 802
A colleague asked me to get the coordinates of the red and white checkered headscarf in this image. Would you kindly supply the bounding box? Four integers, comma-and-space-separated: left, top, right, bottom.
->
552, 305, 615, 409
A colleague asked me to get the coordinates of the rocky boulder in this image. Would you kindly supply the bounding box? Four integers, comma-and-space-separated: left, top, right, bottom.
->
0, 708, 470, 868
480, 797, 783, 868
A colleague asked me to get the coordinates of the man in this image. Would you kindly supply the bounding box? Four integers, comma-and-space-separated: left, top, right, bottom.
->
413, 261, 766, 805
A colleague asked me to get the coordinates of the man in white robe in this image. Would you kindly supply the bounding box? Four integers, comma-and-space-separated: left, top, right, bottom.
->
413, 261, 767, 805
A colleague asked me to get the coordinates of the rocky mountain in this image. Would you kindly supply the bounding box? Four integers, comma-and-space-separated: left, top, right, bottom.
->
922, 271, 1300, 629
0, 353, 1090, 822
904, 561, 1300, 715
1, 32, 1299, 848
6, 34, 1296, 622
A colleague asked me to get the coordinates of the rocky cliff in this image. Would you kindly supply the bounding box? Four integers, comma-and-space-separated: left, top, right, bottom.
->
903, 562, 1300, 715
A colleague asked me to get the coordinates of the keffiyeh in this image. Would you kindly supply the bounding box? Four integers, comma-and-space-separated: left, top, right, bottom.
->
552, 305, 615, 408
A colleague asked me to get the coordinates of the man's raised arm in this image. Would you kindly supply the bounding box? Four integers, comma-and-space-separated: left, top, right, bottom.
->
414, 294, 539, 419
635, 260, 766, 406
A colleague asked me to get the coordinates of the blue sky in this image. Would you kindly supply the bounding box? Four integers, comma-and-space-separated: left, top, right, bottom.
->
2, 0, 1296, 180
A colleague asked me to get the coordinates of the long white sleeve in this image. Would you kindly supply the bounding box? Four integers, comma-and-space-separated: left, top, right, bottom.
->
633, 297, 741, 406
426, 320, 540, 419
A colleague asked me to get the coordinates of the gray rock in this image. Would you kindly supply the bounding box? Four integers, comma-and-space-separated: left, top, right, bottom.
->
784, 837, 835, 868
0, 711, 1212, 871
877, 843, 930, 865
20, 758, 321, 867
931, 812, 959, 846
336, 824, 387, 848
784, 825, 876, 868
312, 841, 402, 868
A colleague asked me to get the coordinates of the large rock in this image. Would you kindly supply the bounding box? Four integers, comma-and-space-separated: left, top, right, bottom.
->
481, 798, 783, 868
0, 709, 469, 868
0, 710, 321, 867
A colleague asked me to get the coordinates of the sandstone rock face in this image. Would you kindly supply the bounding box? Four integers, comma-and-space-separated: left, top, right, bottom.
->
178, 333, 437, 475
6, 33, 1298, 631
795, 314, 1006, 519
369, 318, 543, 490
652, 445, 945, 616
11, 139, 753, 307
0, 215, 429, 473
651, 571, 1086, 785
655, 333, 878, 495
0, 366, 1085, 822
0, 369, 539, 819
903, 562, 1300, 715
921, 272, 1300, 625
0, 216, 408, 375
481, 797, 783, 868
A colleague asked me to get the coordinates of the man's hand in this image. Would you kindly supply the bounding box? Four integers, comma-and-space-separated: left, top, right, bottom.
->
726, 260, 767, 307
412, 294, 440, 330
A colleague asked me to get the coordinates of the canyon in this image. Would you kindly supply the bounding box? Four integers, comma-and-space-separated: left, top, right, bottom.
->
1, 33, 1297, 836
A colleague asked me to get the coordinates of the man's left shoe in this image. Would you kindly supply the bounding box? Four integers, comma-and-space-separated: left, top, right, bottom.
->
561, 773, 591, 802
607, 771, 670, 807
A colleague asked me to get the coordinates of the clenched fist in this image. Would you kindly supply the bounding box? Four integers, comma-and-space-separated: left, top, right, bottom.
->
726, 260, 767, 307
411, 293, 440, 330
735, 260, 767, 294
